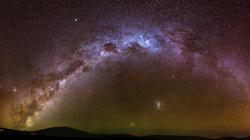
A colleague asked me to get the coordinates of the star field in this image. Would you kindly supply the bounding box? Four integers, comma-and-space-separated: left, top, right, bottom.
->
0, 0, 250, 137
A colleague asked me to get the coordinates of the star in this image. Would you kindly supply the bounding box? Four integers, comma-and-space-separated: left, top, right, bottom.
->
74, 18, 79, 22
12, 87, 17, 92
130, 122, 135, 127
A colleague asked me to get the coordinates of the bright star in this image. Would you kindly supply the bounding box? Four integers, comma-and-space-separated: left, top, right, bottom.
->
74, 18, 78, 22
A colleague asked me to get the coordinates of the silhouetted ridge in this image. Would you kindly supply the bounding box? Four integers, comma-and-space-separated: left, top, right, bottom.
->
34, 127, 91, 137
0, 127, 249, 139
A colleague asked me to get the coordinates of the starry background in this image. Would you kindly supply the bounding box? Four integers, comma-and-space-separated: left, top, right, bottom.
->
0, 0, 250, 137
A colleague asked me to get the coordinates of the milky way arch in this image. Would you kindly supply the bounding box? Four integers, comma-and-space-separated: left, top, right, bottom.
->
8, 21, 248, 129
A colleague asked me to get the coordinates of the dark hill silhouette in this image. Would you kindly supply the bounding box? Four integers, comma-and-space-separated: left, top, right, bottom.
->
0, 127, 248, 139
35, 127, 91, 137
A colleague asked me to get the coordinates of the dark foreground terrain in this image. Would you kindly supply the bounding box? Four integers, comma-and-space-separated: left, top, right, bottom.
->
0, 127, 247, 140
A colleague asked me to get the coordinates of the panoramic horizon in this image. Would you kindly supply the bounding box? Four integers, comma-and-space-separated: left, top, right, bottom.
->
1, 0, 250, 137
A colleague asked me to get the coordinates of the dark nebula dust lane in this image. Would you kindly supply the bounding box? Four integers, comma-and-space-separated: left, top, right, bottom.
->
0, 0, 250, 137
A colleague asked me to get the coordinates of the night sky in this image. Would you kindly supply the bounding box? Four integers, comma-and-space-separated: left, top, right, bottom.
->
1, 0, 250, 137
